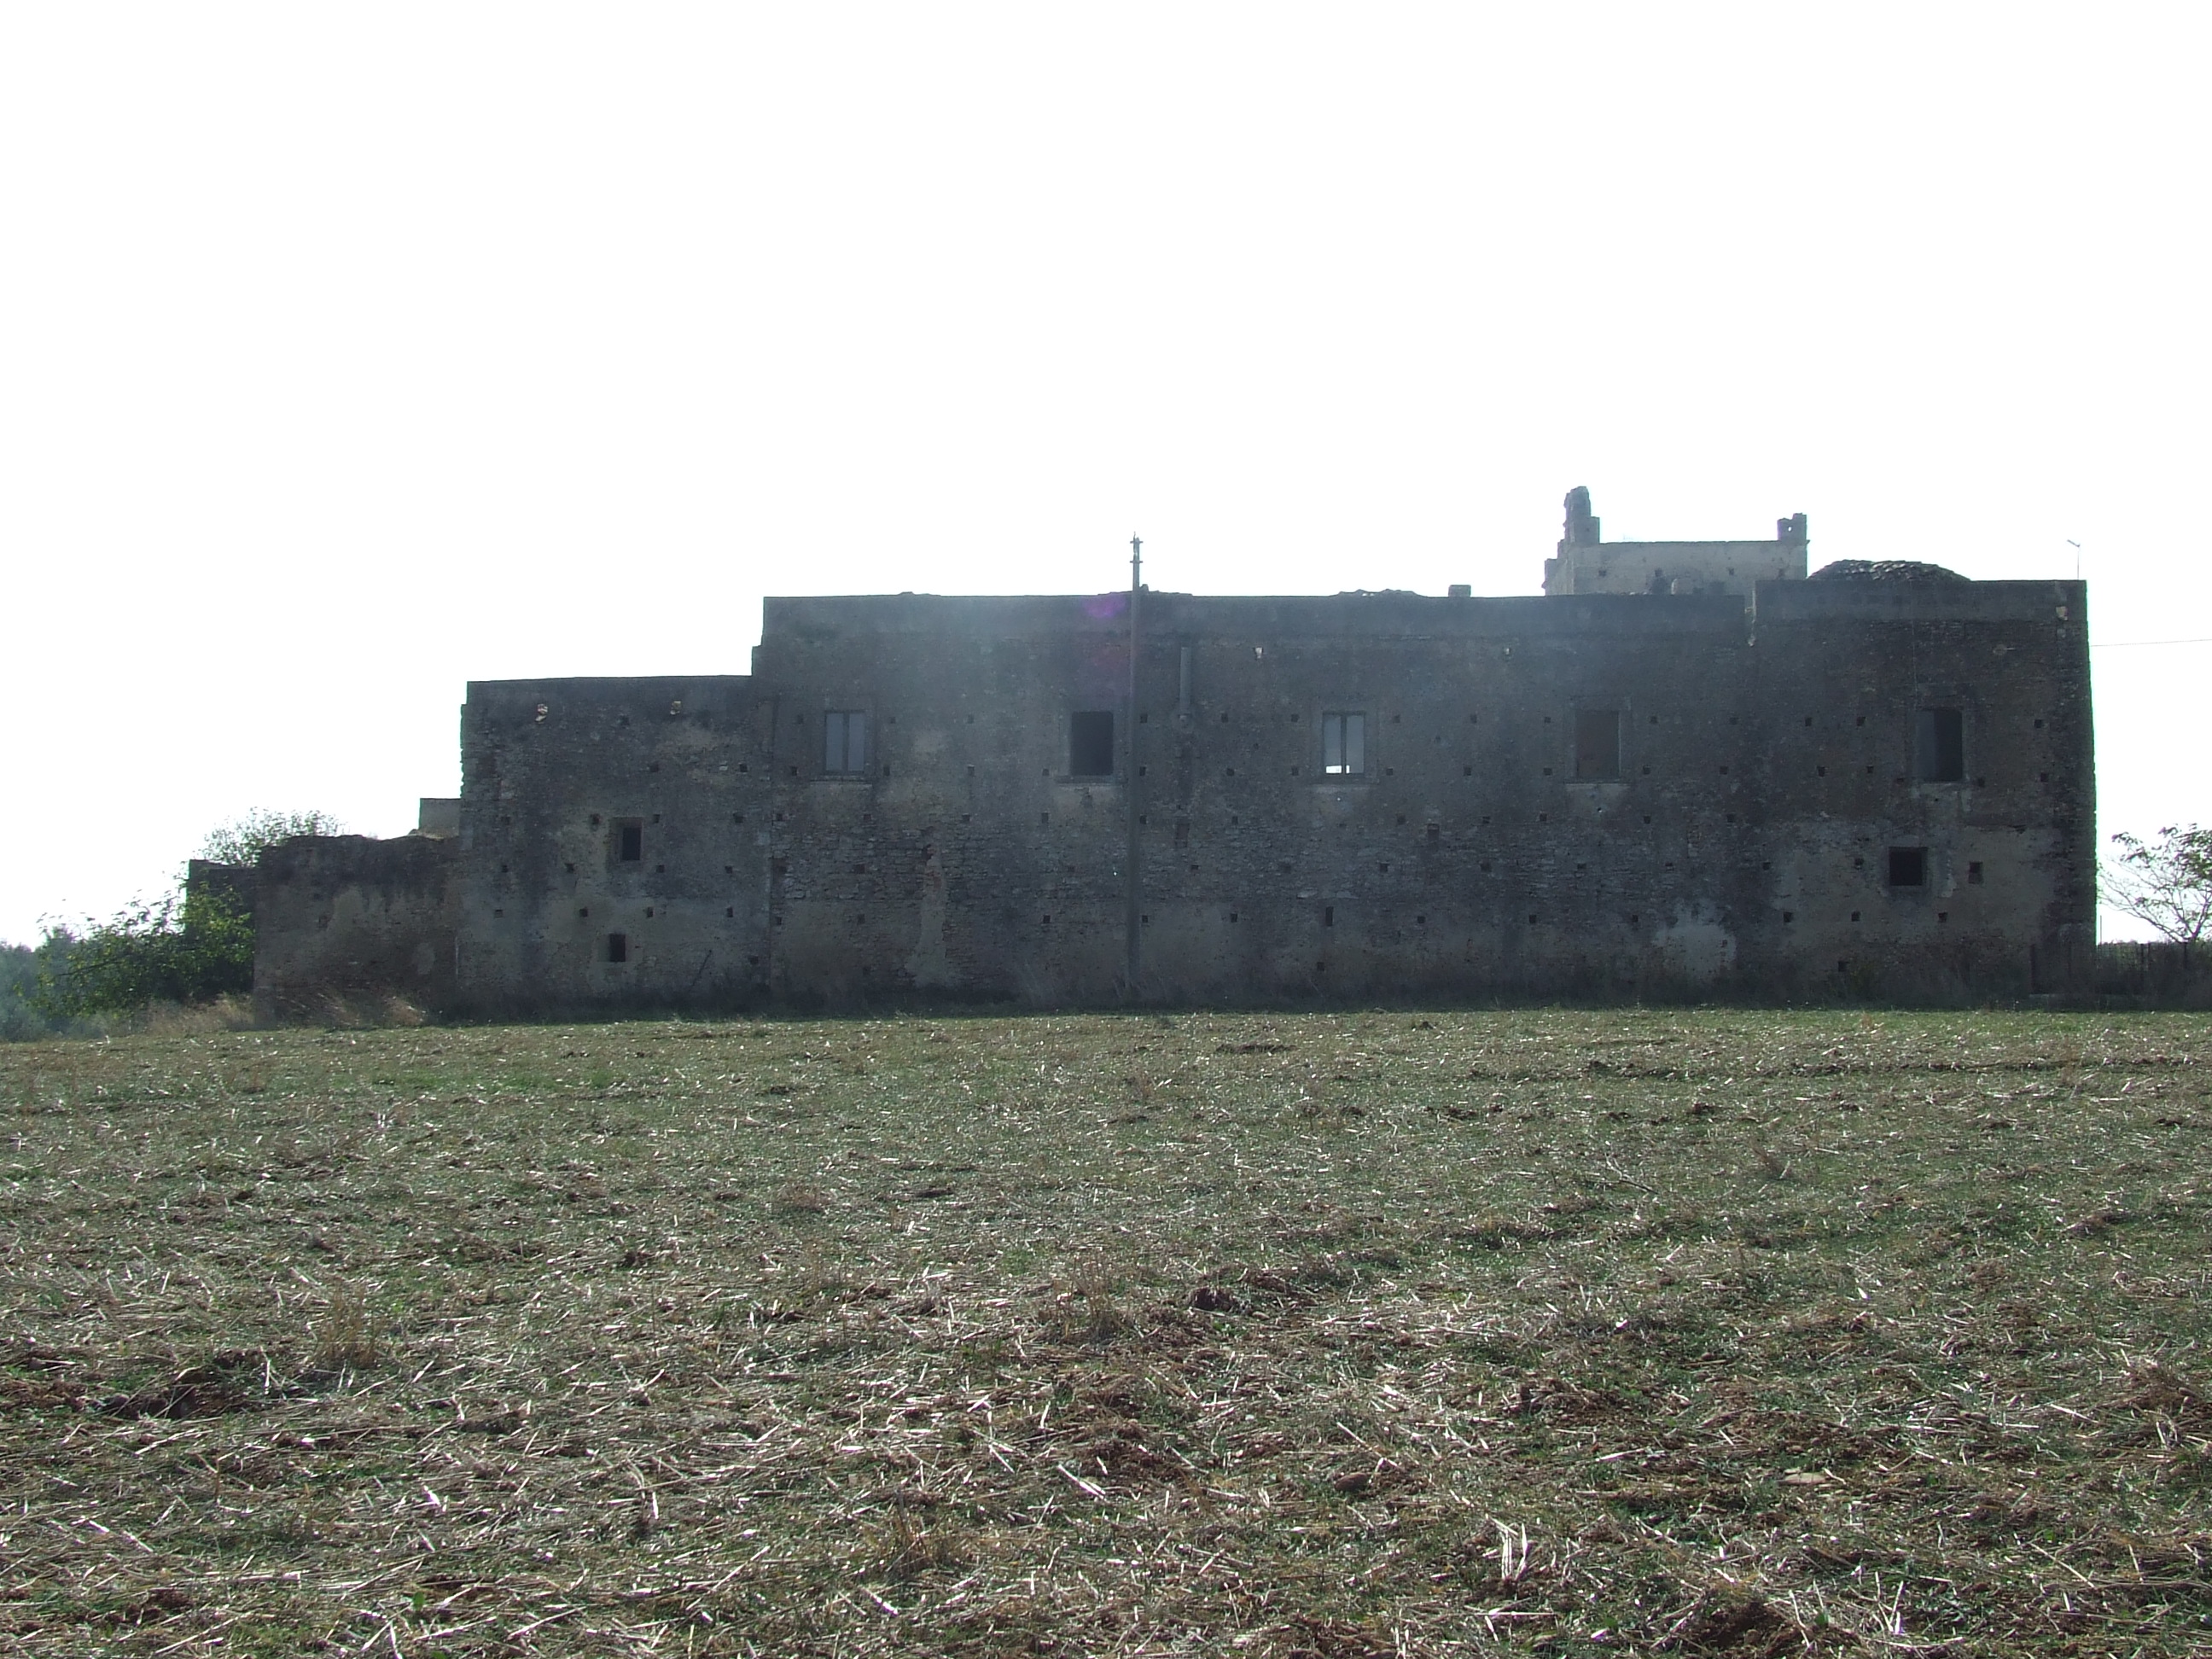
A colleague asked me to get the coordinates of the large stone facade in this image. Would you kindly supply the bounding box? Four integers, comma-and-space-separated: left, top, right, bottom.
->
254, 491, 2096, 1012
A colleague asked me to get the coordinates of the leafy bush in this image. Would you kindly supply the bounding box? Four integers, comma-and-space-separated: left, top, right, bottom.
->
2, 942, 61, 1039
4, 807, 340, 1038
1, 934, 116, 1041
28, 890, 254, 1021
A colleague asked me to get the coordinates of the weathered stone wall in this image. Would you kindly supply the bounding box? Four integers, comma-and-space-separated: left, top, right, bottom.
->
242, 475, 2093, 1016
253, 835, 459, 1019
453, 676, 772, 1016
1740, 578, 2093, 998
1545, 534, 1808, 601
439, 571, 2092, 1010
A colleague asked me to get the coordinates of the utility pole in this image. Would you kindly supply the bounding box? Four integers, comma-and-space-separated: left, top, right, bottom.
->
1125, 535, 1143, 1001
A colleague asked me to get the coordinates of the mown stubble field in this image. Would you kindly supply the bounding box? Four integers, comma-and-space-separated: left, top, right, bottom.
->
2, 1009, 2209, 1656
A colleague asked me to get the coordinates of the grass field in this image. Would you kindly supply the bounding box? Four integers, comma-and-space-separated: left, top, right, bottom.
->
3, 1010, 2209, 1656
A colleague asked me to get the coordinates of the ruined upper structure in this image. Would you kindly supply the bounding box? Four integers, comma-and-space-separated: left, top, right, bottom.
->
1543, 486, 1810, 602
250, 489, 2095, 1014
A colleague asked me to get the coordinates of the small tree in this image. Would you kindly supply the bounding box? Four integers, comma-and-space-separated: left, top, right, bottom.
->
2105, 824, 2212, 944
200, 808, 344, 866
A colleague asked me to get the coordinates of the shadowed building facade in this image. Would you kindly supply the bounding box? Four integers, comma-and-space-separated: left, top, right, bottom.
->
251, 491, 2095, 1014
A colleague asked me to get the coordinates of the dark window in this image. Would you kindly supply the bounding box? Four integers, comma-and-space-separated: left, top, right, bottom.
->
1889, 847, 1927, 887
1915, 707, 1964, 782
824, 710, 870, 774
1968, 861, 1983, 883
1069, 710, 1115, 776
616, 819, 643, 862
1574, 709, 1620, 779
1173, 818, 1190, 847
607, 932, 628, 963
1321, 712, 1365, 775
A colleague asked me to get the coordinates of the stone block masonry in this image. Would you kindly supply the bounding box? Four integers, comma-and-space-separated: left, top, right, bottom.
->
253, 489, 2095, 1012
253, 834, 458, 1020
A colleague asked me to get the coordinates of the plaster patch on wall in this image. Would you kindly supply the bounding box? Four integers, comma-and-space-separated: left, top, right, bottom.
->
1651, 909, 1737, 982
905, 847, 958, 989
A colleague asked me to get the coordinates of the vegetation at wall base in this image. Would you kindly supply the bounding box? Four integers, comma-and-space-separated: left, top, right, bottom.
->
25, 889, 253, 1022
6, 810, 346, 1039
3, 1008, 2208, 1655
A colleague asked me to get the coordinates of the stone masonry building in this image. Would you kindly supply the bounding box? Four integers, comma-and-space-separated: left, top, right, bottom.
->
248, 490, 2095, 1014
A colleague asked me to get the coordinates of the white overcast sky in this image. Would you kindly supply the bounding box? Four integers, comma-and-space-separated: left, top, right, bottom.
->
3, 5, 2206, 946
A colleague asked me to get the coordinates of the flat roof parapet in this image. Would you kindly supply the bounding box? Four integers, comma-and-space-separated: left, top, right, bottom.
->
1756, 578, 2082, 624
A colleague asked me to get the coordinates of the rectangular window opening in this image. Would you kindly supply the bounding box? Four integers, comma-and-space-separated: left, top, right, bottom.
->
1888, 846, 1928, 887
615, 819, 643, 862
824, 709, 871, 774
1968, 860, 1984, 884
1574, 708, 1621, 779
606, 932, 628, 963
1069, 710, 1115, 777
1914, 707, 1965, 783
1321, 711, 1365, 775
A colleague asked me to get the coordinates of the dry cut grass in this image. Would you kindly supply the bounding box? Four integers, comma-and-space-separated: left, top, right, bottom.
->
2, 1008, 2209, 1655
